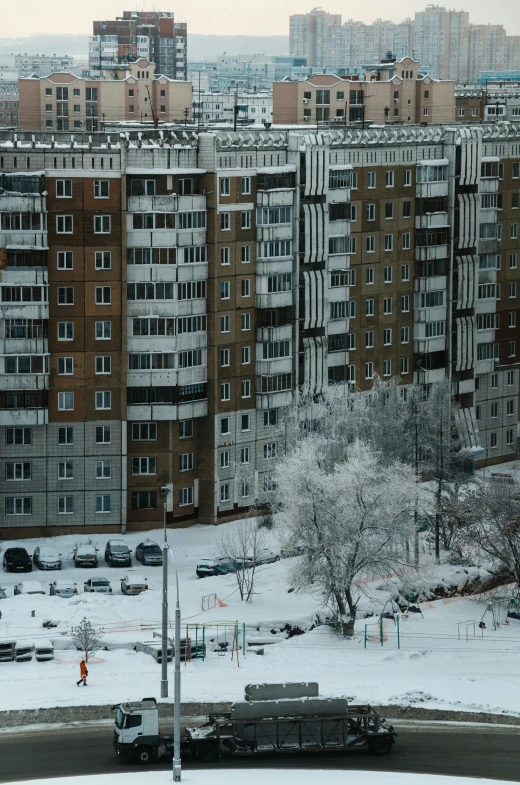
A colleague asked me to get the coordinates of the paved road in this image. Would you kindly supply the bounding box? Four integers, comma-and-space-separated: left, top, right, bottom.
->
1, 722, 519, 782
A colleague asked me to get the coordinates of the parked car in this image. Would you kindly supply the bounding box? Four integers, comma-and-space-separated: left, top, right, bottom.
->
14, 580, 45, 595
121, 574, 148, 595
196, 557, 237, 578
135, 541, 163, 566
280, 544, 305, 559
73, 545, 98, 568
105, 539, 132, 567
250, 548, 280, 566
84, 577, 112, 594
33, 545, 62, 571
3, 547, 32, 573
49, 580, 78, 598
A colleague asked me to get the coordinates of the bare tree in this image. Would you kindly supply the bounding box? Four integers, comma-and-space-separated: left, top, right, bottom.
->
275, 438, 418, 636
219, 519, 268, 602
460, 482, 520, 591
71, 617, 104, 663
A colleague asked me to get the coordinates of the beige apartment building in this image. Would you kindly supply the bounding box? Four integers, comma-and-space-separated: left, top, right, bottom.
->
18, 59, 192, 131
273, 58, 455, 126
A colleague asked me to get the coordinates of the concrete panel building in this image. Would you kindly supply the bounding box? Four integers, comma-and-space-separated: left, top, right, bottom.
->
0, 120, 519, 537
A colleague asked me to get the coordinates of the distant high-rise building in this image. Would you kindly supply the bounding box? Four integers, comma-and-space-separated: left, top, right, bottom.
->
290, 5, 520, 84
89, 10, 187, 81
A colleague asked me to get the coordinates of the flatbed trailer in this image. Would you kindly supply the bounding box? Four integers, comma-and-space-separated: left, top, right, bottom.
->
185, 705, 397, 762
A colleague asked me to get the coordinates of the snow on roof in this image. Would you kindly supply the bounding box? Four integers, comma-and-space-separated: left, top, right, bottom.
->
257, 164, 296, 174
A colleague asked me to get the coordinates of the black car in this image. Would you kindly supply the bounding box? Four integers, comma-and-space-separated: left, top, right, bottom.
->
3, 547, 32, 573
135, 541, 163, 566
105, 539, 132, 567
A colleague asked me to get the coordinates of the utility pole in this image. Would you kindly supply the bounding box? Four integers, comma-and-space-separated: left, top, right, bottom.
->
160, 495, 169, 698
173, 556, 181, 782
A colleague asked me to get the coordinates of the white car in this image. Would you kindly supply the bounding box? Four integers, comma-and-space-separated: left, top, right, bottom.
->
14, 580, 45, 596
121, 574, 148, 596
84, 577, 112, 594
33, 545, 62, 571
49, 580, 78, 598
249, 548, 281, 565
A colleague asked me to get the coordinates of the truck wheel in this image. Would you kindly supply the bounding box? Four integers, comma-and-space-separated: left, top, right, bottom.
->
369, 737, 392, 756
135, 746, 154, 765
197, 744, 220, 763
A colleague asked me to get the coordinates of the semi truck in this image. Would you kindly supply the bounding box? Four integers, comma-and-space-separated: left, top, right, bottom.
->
112, 682, 397, 765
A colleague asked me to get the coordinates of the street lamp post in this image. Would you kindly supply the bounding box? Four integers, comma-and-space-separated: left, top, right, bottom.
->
172, 557, 181, 782
161, 496, 169, 698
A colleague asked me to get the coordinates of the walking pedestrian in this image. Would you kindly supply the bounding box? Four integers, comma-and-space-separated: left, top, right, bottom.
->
76, 659, 88, 686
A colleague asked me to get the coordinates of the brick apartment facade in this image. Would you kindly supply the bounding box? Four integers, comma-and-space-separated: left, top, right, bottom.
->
0, 123, 519, 537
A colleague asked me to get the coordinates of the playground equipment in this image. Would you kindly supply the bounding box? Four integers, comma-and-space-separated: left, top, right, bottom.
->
380, 596, 401, 620
402, 591, 424, 619
479, 597, 520, 631
183, 621, 247, 665
457, 620, 477, 641
364, 613, 401, 649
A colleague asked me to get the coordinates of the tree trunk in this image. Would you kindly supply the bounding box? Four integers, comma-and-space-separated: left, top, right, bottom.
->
343, 586, 357, 638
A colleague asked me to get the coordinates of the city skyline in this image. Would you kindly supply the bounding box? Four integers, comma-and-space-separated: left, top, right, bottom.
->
1, 1, 520, 40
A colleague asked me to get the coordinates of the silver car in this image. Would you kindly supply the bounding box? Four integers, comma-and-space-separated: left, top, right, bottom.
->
49, 580, 78, 598
121, 574, 148, 595
73, 545, 98, 568
84, 577, 112, 594
33, 545, 62, 570
14, 581, 45, 596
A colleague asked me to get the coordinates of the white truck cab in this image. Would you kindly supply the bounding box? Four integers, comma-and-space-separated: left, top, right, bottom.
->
113, 698, 168, 764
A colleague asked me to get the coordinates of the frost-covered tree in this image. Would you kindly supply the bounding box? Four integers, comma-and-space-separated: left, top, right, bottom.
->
71, 617, 104, 663
275, 438, 418, 636
219, 518, 268, 602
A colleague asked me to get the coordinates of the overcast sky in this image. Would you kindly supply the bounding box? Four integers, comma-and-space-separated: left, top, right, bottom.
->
2, 0, 520, 38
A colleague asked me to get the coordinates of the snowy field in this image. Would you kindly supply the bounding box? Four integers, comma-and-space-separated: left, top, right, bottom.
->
1, 521, 520, 716
3, 771, 514, 785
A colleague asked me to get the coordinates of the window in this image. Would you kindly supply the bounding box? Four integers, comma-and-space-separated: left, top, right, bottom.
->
220, 315, 230, 333
132, 457, 157, 475
94, 215, 110, 234
57, 251, 73, 270
220, 417, 230, 435
94, 356, 111, 375
384, 234, 393, 251
56, 180, 72, 198
177, 487, 193, 507
401, 263, 410, 282
241, 279, 251, 298
509, 341, 516, 357
95, 391, 111, 410
5, 462, 31, 481
95, 425, 111, 444
220, 177, 230, 196
383, 297, 392, 314
511, 254, 518, 270
95, 495, 111, 513
57, 286, 74, 306
401, 232, 411, 251
220, 212, 230, 231
404, 169, 412, 187
94, 180, 109, 198
241, 245, 251, 263
510, 283, 517, 299
383, 328, 392, 346
96, 460, 111, 479
383, 359, 392, 377
56, 215, 73, 234
401, 295, 410, 313
220, 484, 230, 504
367, 203, 376, 221
365, 330, 374, 349
5, 497, 31, 516
366, 298, 375, 316
512, 223, 519, 240
131, 179, 155, 196
386, 170, 394, 187
220, 247, 230, 266
384, 266, 392, 283
220, 281, 230, 300
365, 362, 374, 380
491, 402, 499, 419
57, 461, 73, 480
490, 432, 498, 449
241, 313, 251, 331
241, 414, 250, 431
506, 429, 515, 446
385, 203, 393, 220
368, 171, 376, 189
509, 311, 517, 328
366, 236, 375, 253
507, 399, 515, 416
241, 211, 251, 229
95, 251, 111, 270
264, 476, 277, 493
365, 268, 374, 285
58, 357, 74, 375
58, 427, 73, 445
5, 427, 31, 446
220, 348, 230, 367
241, 380, 251, 398
240, 447, 250, 464
95, 321, 111, 339
58, 392, 74, 411
131, 491, 157, 510
58, 496, 74, 514
95, 286, 111, 305
400, 357, 409, 374
242, 176, 251, 195
179, 420, 193, 439
220, 383, 231, 401
220, 451, 230, 469
401, 326, 409, 344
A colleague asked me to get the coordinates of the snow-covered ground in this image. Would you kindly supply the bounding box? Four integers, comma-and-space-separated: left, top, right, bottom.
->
1, 522, 520, 716
3, 771, 514, 785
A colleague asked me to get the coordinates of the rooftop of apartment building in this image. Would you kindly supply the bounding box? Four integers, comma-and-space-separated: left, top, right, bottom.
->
278, 56, 453, 87
19, 58, 188, 85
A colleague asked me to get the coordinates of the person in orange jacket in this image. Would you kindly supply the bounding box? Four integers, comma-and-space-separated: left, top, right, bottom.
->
77, 660, 88, 686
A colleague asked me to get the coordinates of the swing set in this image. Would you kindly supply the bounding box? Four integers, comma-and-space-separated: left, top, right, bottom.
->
183, 621, 247, 666
479, 597, 520, 631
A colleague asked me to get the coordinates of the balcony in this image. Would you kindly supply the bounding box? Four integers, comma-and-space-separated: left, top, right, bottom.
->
126, 333, 207, 354
256, 291, 293, 309
126, 366, 207, 388
256, 324, 292, 343
256, 390, 294, 410
415, 245, 449, 262
415, 213, 449, 230
127, 195, 178, 213
126, 299, 206, 319
256, 357, 293, 376
127, 399, 207, 422
0, 391, 48, 426
414, 367, 447, 385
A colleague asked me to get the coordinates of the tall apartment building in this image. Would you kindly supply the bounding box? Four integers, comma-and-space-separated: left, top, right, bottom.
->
89, 10, 187, 81
273, 58, 455, 126
290, 8, 341, 67
0, 84, 19, 129
192, 92, 272, 125
18, 60, 192, 131
290, 5, 520, 83
14, 54, 76, 79
0, 123, 519, 538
